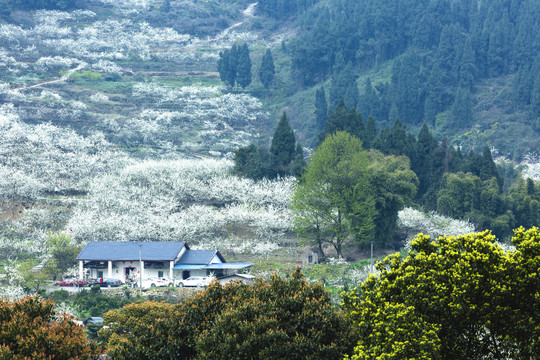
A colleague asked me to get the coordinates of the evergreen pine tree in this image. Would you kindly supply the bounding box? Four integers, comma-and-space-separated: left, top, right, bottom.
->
259, 49, 275, 89
270, 113, 296, 176
218, 45, 238, 89
236, 43, 252, 89
480, 146, 503, 189
315, 86, 328, 133
531, 72, 540, 118
451, 87, 473, 127
358, 77, 380, 121
414, 123, 438, 199
388, 102, 399, 123
364, 115, 377, 149
459, 36, 476, 89
319, 100, 364, 143
344, 78, 359, 110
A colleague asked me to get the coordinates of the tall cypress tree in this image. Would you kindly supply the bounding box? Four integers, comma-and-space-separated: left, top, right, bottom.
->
218, 45, 238, 89
364, 115, 377, 149
270, 113, 296, 176
315, 86, 328, 133
236, 43, 252, 89
458, 36, 476, 89
259, 48, 275, 89
451, 87, 473, 127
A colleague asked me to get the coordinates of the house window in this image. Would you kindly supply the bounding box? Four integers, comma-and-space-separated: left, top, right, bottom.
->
158, 271, 164, 278
308, 255, 313, 263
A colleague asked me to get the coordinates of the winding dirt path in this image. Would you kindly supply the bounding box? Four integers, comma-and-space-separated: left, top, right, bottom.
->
14, 62, 87, 91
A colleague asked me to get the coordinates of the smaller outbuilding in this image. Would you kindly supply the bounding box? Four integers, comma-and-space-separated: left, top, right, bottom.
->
218, 273, 255, 286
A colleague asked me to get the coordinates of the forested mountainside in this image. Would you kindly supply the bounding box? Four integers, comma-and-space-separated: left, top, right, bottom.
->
273, 0, 540, 159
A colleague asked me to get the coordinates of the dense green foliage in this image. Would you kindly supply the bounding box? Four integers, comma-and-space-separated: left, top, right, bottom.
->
218, 43, 252, 89
342, 227, 540, 359
316, 101, 538, 241
259, 49, 276, 89
293, 132, 376, 257
73, 285, 133, 319
233, 113, 305, 179
43, 233, 81, 281
100, 268, 356, 360
0, 295, 102, 359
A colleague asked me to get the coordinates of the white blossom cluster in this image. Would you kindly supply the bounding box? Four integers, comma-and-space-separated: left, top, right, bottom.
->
98, 83, 267, 152
0, 105, 130, 196
520, 154, 540, 181
398, 207, 476, 249
66, 158, 295, 247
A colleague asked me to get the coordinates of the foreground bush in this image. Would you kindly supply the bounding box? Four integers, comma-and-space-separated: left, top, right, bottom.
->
100, 268, 356, 359
0, 294, 102, 359
343, 227, 540, 360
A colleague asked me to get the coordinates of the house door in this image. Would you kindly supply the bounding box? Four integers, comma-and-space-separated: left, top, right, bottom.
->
125, 267, 136, 284
182, 270, 190, 279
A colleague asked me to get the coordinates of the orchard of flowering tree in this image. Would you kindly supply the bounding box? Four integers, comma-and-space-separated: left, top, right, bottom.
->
0, 0, 538, 357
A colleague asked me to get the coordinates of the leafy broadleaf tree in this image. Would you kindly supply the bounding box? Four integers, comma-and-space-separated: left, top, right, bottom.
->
0, 295, 102, 359
43, 232, 81, 280
259, 48, 275, 89
343, 227, 540, 360
367, 150, 418, 247
101, 268, 356, 360
292, 131, 375, 257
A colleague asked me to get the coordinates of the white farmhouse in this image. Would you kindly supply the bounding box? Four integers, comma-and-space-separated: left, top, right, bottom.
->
76, 241, 251, 283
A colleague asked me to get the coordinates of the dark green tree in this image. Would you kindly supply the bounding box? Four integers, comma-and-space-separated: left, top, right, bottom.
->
532, 72, 540, 118
259, 49, 275, 89
270, 113, 296, 176
458, 36, 476, 89
217, 45, 238, 88
367, 150, 418, 247
315, 86, 328, 133
450, 87, 473, 127
479, 145, 502, 188
319, 100, 364, 143
236, 43, 252, 89
364, 115, 377, 149
233, 144, 274, 180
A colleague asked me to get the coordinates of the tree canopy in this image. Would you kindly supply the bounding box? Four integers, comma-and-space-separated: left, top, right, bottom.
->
100, 268, 356, 360
343, 227, 540, 360
0, 295, 102, 359
292, 131, 375, 257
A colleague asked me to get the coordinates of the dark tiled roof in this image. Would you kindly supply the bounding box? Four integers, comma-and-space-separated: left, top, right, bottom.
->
177, 250, 226, 265
76, 241, 187, 261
